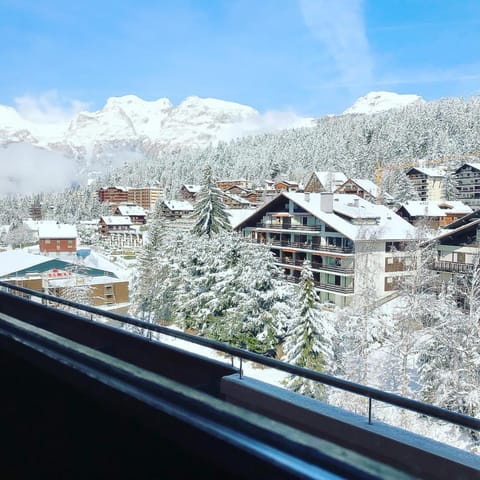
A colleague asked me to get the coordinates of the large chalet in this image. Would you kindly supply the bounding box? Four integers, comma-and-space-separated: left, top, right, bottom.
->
235, 192, 416, 307
431, 209, 480, 280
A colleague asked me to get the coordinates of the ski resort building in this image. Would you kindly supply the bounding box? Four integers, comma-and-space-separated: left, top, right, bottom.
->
38, 223, 77, 254
454, 162, 480, 209
179, 184, 201, 202
431, 209, 480, 281
236, 192, 417, 307
160, 200, 194, 218
405, 167, 445, 201
0, 251, 129, 312
97, 186, 129, 204
112, 204, 147, 224
127, 187, 163, 211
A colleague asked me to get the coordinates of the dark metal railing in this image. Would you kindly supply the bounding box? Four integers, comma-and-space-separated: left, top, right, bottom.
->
283, 276, 355, 294
432, 260, 474, 274
260, 239, 354, 254
256, 222, 323, 231
276, 258, 354, 274
0, 280, 479, 434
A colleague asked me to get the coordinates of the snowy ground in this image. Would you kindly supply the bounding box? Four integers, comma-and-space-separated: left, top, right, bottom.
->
154, 325, 289, 387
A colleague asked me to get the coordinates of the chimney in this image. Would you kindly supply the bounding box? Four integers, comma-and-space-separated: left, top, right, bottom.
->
304, 192, 310, 202
320, 193, 333, 213
353, 198, 359, 208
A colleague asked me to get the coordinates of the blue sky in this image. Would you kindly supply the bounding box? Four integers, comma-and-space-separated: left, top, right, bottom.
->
1, 0, 480, 119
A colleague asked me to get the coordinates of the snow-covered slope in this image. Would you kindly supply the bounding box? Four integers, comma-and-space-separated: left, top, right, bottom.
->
343, 91, 424, 115
0, 95, 263, 154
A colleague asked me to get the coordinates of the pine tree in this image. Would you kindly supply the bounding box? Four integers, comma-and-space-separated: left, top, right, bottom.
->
417, 280, 480, 449
130, 201, 167, 334
283, 261, 335, 399
192, 165, 231, 237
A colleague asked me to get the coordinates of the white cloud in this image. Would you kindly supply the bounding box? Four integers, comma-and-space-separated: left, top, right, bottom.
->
218, 110, 314, 141
299, 0, 373, 86
0, 143, 79, 195
14, 90, 90, 124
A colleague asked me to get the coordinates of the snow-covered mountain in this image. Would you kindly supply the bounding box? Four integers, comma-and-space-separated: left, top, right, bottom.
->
0, 95, 287, 156
343, 91, 424, 115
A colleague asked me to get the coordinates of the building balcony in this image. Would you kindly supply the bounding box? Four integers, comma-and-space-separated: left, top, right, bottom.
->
432, 260, 474, 274
263, 239, 354, 254
276, 258, 355, 274
284, 275, 354, 294
255, 222, 322, 231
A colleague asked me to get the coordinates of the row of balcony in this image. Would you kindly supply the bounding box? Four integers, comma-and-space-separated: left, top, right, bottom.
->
256, 222, 323, 231
259, 239, 354, 254
431, 260, 474, 273
275, 257, 355, 274
284, 276, 355, 294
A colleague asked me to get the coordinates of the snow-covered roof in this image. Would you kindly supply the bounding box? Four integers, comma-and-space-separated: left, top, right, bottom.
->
398, 201, 446, 217
0, 251, 51, 277
437, 201, 473, 215
277, 180, 298, 186
399, 200, 472, 217
38, 223, 77, 239
349, 179, 380, 197
237, 193, 417, 241
47, 274, 127, 287
164, 200, 194, 211
222, 192, 252, 204
457, 162, 480, 172
407, 167, 444, 178
100, 216, 132, 225
227, 209, 255, 229
99, 186, 129, 191
434, 218, 480, 242
181, 184, 201, 193
314, 171, 348, 188
115, 205, 146, 216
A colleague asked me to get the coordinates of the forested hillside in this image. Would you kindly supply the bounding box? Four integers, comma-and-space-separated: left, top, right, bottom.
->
114, 95, 480, 193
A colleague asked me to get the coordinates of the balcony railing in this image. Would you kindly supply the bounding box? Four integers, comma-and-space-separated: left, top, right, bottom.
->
284, 276, 355, 294
276, 258, 355, 274
255, 222, 323, 231
432, 260, 474, 273
260, 239, 354, 254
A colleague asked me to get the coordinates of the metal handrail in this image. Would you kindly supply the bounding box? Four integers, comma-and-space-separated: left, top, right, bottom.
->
1, 280, 479, 433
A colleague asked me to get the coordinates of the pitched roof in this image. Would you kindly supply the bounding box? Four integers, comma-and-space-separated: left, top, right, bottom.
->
398, 201, 446, 217
455, 162, 480, 173
0, 251, 51, 277
38, 223, 77, 239
313, 171, 348, 188
406, 167, 445, 177
236, 192, 416, 241
163, 200, 194, 211
100, 216, 132, 225
181, 184, 201, 193
398, 200, 472, 218
115, 205, 146, 216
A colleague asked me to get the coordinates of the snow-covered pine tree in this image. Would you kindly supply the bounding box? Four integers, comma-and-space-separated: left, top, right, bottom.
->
417, 280, 480, 450
283, 261, 335, 399
130, 201, 167, 335
192, 165, 231, 237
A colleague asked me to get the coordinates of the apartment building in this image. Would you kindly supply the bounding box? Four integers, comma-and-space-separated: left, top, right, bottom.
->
235, 192, 416, 307
454, 163, 480, 209
127, 187, 163, 210
405, 167, 445, 201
